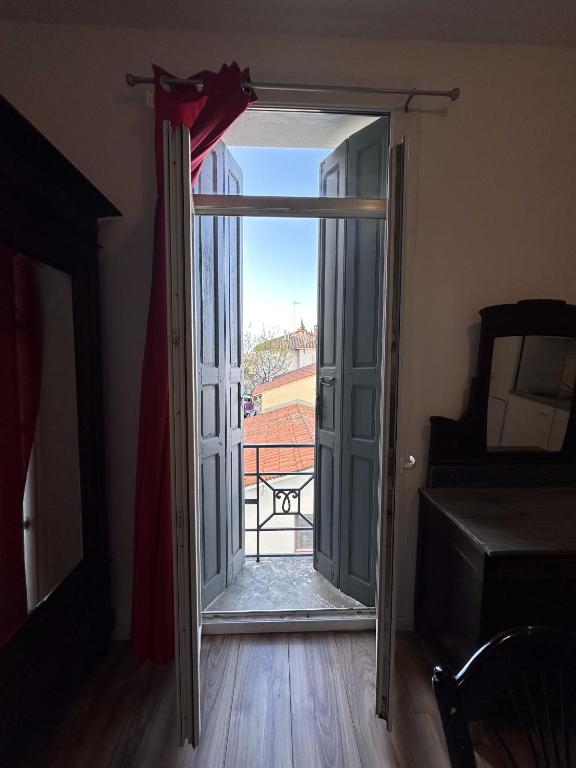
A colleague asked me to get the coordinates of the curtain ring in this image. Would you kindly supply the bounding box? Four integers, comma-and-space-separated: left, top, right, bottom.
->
241, 79, 253, 95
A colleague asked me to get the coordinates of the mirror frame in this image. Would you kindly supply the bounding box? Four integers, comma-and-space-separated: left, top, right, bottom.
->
428, 300, 576, 482
1, 239, 106, 616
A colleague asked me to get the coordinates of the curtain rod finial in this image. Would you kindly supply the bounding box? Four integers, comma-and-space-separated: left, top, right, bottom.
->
126, 73, 155, 88
450, 87, 461, 101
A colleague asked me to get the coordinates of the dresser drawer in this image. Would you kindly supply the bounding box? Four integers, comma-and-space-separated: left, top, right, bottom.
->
485, 555, 576, 635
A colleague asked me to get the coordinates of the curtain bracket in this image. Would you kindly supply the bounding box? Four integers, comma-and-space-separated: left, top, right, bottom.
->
403, 90, 417, 113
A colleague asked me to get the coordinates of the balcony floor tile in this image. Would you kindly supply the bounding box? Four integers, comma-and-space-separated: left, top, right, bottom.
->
205, 557, 367, 612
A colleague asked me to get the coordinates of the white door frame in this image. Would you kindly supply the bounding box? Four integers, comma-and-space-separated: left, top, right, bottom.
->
189, 103, 418, 727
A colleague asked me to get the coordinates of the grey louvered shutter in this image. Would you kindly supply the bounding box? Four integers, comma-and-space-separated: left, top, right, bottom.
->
223, 148, 245, 581
195, 144, 228, 607
339, 116, 390, 605
314, 141, 346, 585
314, 117, 389, 605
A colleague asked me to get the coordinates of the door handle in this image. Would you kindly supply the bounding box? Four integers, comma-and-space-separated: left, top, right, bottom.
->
402, 455, 416, 471
320, 376, 336, 386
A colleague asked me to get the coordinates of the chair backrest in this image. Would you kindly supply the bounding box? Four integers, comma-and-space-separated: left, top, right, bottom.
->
433, 627, 576, 768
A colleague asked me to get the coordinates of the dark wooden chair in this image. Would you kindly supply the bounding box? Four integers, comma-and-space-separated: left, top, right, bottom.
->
433, 627, 576, 768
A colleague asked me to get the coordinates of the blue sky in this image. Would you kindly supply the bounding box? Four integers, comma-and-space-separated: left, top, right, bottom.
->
228, 147, 330, 335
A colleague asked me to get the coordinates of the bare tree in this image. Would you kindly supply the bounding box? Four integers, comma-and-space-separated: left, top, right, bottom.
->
243, 326, 293, 393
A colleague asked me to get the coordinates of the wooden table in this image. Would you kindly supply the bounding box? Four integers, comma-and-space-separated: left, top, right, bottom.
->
416, 487, 576, 669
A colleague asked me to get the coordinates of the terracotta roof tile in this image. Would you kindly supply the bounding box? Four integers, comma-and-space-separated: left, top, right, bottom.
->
257, 328, 317, 352
287, 331, 317, 350
243, 403, 315, 486
252, 363, 316, 396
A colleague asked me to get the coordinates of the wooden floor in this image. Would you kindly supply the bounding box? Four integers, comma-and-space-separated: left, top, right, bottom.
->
31, 632, 450, 768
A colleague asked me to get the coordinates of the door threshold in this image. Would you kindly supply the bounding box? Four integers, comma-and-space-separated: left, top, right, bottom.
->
202, 607, 376, 634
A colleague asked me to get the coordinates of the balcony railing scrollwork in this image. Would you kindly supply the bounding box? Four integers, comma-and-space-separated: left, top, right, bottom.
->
244, 442, 315, 561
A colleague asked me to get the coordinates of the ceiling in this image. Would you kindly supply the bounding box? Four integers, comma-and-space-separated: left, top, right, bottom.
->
1, 0, 576, 47
224, 111, 379, 149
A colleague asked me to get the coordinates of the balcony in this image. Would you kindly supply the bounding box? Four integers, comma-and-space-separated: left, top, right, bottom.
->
205, 442, 365, 613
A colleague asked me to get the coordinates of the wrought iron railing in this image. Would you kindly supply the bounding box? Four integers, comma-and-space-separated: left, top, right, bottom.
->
244, 442, 315, 561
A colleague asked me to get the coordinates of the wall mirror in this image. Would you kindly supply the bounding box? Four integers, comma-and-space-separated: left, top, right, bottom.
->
428, 300, 576, 484
1, 250, 83, 647
487, 335, 576, 451
23, 261, 83, 612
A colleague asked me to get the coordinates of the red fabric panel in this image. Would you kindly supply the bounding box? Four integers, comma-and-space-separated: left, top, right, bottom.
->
131, 63, 255, 664
0, 247, 42, 647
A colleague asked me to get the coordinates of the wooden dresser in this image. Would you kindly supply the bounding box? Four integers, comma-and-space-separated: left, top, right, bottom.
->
416, 486, 576, 668
416, 300, 576, 670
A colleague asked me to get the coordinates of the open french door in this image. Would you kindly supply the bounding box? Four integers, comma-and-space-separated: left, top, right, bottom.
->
375, 139, 406, 725
314, 116, 390, 606
164, 122, 201, 747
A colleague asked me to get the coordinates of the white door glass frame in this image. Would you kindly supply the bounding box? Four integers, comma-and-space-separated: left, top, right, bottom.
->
194, 195, 386, 219
373, 109, 416, 727
375, 138, 406, 725
164, 123, 202, 747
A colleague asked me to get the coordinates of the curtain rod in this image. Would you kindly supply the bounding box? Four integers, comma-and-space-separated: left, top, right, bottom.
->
125, 73, 460, 113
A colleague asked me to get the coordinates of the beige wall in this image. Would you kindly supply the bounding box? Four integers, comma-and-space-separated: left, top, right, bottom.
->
296, 349, 316, 368
1, 21, 575, 634
261, 375, 316, 410
284, 348, 316, 372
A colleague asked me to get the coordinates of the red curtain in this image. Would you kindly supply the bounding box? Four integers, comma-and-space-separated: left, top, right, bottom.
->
132, 63, 256, 664
0, 247, 42, 647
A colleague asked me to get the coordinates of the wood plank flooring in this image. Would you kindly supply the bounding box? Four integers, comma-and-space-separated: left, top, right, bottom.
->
30, 632, 451, 768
